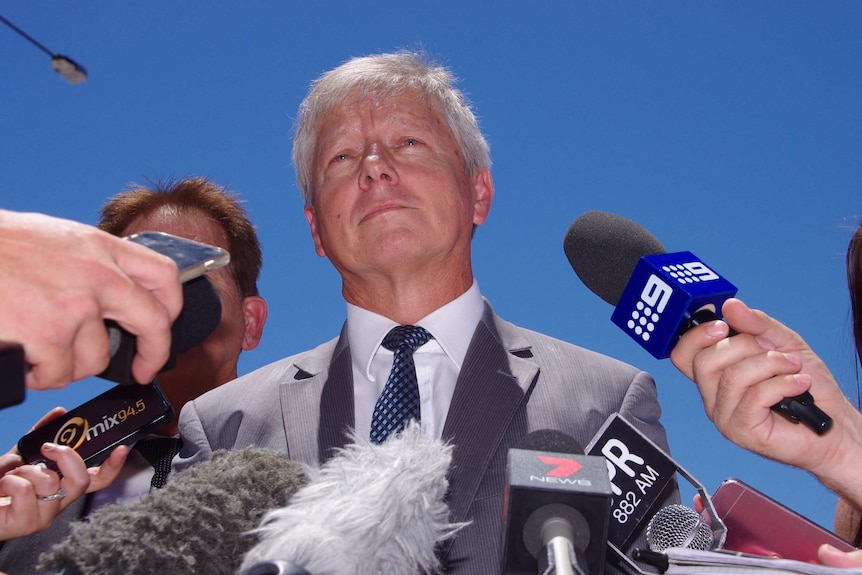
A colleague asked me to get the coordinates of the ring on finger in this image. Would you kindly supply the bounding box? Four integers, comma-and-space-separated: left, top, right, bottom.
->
38, 487, 66, 502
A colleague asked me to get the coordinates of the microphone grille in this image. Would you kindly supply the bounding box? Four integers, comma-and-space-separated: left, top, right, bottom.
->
563, 210, 666, 306
646, 504, 714, 552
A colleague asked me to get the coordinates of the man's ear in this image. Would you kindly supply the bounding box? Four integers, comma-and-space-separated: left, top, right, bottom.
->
304, 205, 327, 257
472, 168, 494, 226
241, 295, 268, 351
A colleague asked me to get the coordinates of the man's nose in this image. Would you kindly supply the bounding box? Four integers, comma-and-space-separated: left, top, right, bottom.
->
359, 145, 398, 189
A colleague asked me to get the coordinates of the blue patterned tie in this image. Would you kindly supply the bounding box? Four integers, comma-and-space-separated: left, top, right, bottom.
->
134, 436, 183, 490
369, 325, 433, 444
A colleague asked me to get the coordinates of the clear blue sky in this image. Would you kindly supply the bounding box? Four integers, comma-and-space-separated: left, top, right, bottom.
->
2, 2, 860, 533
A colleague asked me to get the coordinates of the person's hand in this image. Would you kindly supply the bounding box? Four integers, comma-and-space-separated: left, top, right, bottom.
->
670, 298, 862, 504
0, 407, 129, 540
818, 544, 862, 567
0, 442, 125, 540
0, 209, 183, 388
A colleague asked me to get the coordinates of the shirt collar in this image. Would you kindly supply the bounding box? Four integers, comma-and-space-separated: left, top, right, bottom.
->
347, 279, 484, 381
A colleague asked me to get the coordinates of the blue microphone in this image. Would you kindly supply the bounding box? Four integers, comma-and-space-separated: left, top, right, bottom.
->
564, 210, 832, 435
611, 251, 737, 360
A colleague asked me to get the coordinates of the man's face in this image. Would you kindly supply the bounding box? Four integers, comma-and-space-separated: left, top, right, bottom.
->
120, 207, 249, 411
304, 90, 493, 285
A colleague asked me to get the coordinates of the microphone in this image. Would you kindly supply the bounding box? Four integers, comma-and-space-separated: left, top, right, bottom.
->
38, 448, 308, 575
99, 274, 223, 385
564, 210, 832, 435
584, 413, 725, 573
501, 429, 612, 575
238, 422, 464, 575
645, 504, 714, 552
0, 274, 222, 409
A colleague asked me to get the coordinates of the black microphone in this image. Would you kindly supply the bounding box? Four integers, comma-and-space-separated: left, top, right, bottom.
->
564, 210, 832, 435
238, 422, 463, 575
501, 429, 612, 575
0, 275, 222, 410
39, 448, 308, 575
99, 274, 222, 385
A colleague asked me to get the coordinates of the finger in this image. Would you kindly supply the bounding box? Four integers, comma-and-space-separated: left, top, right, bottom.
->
0, 453, 23, 475
86, 445, 129, 493
817, 544, 862, 568
98, 242, 182, 383
28, 407, 68, 432
670, 319, 730, 380
722, 298, 807, 352
711, 352, 804, 432
0, 474, 41, 538
5, 464, 60, 504
692, 493, 704, 513
25, 338, 76, 390
69, 315, 112, 383
44, 444, 90, 504
110, 239, 184, 321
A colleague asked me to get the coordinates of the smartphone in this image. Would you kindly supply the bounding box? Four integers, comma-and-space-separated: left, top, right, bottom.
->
99, 231, 229, 385
125, 231, 230, 283
703, 477, 854, 562
18, 380, 173, 470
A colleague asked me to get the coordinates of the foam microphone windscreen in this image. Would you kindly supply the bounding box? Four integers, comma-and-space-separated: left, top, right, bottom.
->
99, 275, 222, 384
516, 428, 585, 455
239, 422, 464, 575
563, 210, 667, 306
39, 448, 308, 575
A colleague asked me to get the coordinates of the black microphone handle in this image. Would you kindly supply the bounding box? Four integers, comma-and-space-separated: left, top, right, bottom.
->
687, 309, 833, 435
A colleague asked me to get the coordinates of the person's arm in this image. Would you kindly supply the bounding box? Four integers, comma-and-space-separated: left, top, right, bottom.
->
0, 209, 184, 388
670, 298, 862, 509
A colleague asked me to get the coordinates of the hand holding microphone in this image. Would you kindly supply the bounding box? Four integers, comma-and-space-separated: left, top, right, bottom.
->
671, 298, 862, 506
564, 210, 831, 435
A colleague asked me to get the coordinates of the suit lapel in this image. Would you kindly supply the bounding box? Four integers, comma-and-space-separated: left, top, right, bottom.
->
317, 342, 354, 462
280, 329, 354, 465
441, 310, 540, 527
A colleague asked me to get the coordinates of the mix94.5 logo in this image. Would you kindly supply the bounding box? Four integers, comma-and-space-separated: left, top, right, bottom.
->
53, 400, 147, 450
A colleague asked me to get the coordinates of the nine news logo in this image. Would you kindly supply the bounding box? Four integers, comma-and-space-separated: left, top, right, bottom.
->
611, 251, 737, 359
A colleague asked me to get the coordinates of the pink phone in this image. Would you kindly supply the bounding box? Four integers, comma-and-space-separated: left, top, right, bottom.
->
704, 477, 855, 563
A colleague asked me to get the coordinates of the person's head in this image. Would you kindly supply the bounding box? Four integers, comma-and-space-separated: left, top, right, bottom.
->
99, 177, 267, 431
293, 51, 491, 207
294, 52, 494, 319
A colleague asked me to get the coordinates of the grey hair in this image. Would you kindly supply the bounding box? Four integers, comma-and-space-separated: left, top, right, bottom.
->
292, 51, 491, 206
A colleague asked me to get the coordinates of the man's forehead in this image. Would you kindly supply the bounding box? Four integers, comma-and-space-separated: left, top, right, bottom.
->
123, 206, 229, 249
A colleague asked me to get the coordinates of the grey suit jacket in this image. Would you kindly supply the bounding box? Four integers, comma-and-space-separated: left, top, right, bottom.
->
177, 302, 678, 574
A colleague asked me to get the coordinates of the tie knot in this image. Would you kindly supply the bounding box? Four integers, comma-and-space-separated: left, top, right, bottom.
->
382, 325, 432, 353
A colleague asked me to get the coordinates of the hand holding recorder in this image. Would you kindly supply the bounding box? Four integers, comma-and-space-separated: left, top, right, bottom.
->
671, 298, 862, 509
1, 407, 128, 541
1, 217, 229, 408
0, 210, 185, 392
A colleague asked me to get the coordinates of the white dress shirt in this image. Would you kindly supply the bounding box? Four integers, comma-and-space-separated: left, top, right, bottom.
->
348, 280, 485, 441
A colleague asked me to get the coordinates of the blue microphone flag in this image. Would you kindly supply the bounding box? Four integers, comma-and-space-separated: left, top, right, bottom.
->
611, 251, 737, 359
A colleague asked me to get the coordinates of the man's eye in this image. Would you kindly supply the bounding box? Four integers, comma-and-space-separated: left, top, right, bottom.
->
404, 138, 419, 146
333, 153, 349, 162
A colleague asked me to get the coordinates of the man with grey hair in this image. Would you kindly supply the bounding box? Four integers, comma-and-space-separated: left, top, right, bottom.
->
177, 51, 677, 573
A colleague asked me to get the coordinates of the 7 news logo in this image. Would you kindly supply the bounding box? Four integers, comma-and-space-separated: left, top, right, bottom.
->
530, 455, 593, 486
